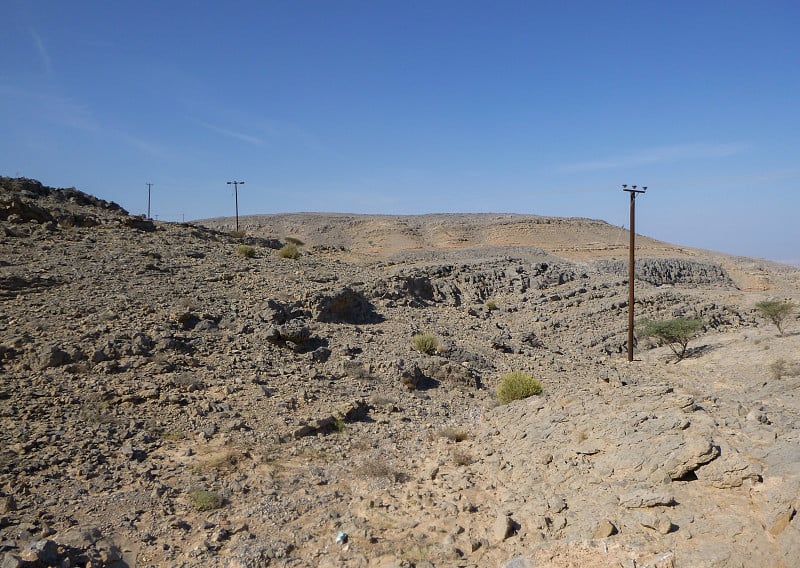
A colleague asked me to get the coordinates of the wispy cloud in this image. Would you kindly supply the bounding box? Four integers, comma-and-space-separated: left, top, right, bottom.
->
195, 121, 263, 145
558, 143, 749, 173
1, 83, 172, 159
250, 118, 330, 154
30, 29, 53, 76
179, 93, 330, 154
660, 169, 800, 188
116, 132, 172, 159
0, 84, 99, 133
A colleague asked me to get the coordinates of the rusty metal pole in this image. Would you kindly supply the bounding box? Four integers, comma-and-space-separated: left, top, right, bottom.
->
146, 183, 153, 219
623, 185, 646, 361
226, 181, 245, 232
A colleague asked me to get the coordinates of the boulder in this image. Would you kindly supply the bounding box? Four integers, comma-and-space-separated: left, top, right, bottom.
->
664, 435, 720, 480
311, 287, 381, 324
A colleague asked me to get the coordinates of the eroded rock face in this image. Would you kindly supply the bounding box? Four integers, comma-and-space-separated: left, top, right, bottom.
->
0, 198, 55, 224
311, 286, 381, 323
1, 177, 799, 568
597, 258, 736, 288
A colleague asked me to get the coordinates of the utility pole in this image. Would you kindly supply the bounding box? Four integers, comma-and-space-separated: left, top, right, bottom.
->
226, 181, 245, 232
146, 183, 153, 219
622, 184, 647, 362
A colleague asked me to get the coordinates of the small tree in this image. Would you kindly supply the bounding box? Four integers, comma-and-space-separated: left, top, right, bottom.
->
755, 300, 795, 336
638, 317, 704, 361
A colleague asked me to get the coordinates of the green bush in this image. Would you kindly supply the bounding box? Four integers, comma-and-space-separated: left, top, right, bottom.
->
485, 300, 498, 311
278, 243, 300, 259
285, 236, 305, 246
237, 244, 256, 258
756, 299, 795, 336
412, 332, 439, 355
638, 317, 704, 361
228, 230, 247, 239
332, 417, 347, 433
187, 488, 224, 511
496, 371, 543, 404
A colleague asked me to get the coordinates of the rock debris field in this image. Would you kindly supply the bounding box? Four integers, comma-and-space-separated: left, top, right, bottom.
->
2, 176, 800, 568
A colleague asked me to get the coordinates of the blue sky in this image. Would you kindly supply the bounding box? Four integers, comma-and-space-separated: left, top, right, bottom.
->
2, 1, 799, 264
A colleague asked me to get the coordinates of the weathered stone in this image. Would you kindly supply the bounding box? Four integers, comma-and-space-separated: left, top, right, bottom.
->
695, 443, 763, 488
38, 344, 70, 369
341, 359, 370, 379
55, 526, 103, 549
121, 215, 156, 231
0, 553, 23, 568
664, 435, 720, 480
643, 551, 676, 568
312, 287, 380, 324
24, 539, 59, 564
275, 319, 311, 344
767, 504, 796, 537
310, 346, 331, 363
426, 359, 479, 388
592, 519, 617, 538
492, 514, 514, 542
0, 198, 54, 223
0, 496, 16, 514
638, 512, 675, 535
619, 491, 676, 509
597, 258, 734, 287
396, 359, 422, 390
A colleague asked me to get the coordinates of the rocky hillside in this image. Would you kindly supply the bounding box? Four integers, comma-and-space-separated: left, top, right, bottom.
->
2, 177, 800, 567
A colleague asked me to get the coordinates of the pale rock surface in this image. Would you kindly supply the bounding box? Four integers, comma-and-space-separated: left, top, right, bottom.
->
1, 177, 800, 567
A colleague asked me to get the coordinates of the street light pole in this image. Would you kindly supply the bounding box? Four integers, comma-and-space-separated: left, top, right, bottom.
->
226, 181, 245, 232
622, 184, 647, 362
146, 183, 153, 219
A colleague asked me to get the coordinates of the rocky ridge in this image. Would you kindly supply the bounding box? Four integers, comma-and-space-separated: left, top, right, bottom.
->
2, 177, 800, 567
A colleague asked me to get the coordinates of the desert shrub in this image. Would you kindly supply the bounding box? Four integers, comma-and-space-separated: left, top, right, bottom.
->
638, 317, 704, 361
452, 448, 474, 466
229, 230, 246, 239
497, 371, 543, 404
434, 427, 470, 443
192, 450, 241, 473
187, 488, 224, 511
285, 236, 305, 246
278, 243, 300, 259
770, 358, 800, 380
412, 332, 440, 355
756, 300, 795, 336
355, 459, 404, 482
485, 300, 499, 311
158, 429, 187, 442
369, 394, 396, 408
237, 244, 256, 258
332, 417, 347, 433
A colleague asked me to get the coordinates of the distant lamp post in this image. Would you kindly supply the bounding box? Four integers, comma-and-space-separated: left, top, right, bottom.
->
622, 184, 647, 362
226, 180, 245, 232
146, 183, 153, 219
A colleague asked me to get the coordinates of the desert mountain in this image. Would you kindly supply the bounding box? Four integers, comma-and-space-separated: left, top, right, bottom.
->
2, 176, 800, 567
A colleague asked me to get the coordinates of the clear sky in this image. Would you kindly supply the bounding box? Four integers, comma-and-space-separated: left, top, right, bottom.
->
2, 1, 799, 265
